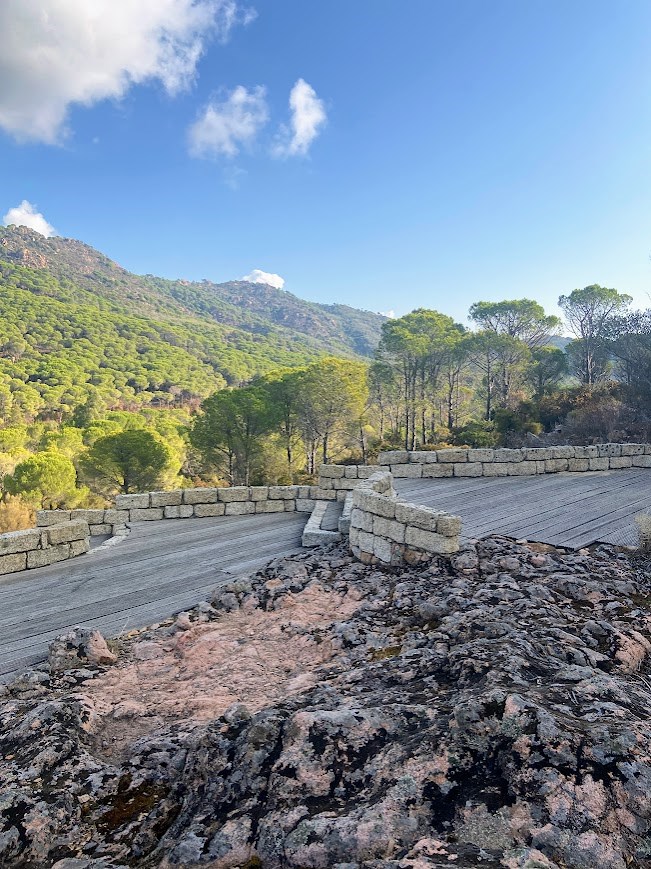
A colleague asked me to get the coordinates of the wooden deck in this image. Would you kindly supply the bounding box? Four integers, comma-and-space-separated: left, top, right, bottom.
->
394, 468, 651, 550
0, 512, 305, 682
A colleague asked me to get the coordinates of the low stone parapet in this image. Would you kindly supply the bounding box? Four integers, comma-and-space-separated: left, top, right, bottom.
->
113, 485, 320, 523
349, 470, 461, 566
376, 443, 651, 478
0, 520, 90, 577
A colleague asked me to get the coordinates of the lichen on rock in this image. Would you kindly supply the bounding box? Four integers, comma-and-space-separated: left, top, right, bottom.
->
2, 538, 651, 867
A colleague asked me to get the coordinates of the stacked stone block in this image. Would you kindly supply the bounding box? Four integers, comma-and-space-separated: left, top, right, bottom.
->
349, 470, 461, 566
317, 464, 377, 501
0, 520, 89, 576
377, 443, 651, 478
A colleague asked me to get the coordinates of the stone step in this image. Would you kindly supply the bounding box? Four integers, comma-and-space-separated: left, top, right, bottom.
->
302, 501, 343, 547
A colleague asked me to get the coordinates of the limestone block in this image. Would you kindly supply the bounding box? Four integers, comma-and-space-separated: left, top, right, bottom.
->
163, 505, 195, 519
422, 464, 453, 478
622, 443, 645, 456
183, 488, 218, 505
372, 535, 394, 563
453, 463, 483, 477
468, 449, 494, 462
507, 461, 538, 476
284, 500, 297, 511
194, 503, 226, 518
573, 446, 599, 459
89, 524, 112, 536
523, 448, 551, 461
149, 490, 183, 507
296, 499, 316, 512
357, 466, 377, 478
349, 526, 360, 547
26, 549, 54, 569
550, 446, 575, 459
436, 448, 467, 463
28, 544, 70, 568
115, 493, 149, 509
409, 450, 438, 463
377, 450, 409, 465
47, 520, 89, 544
333, 478, 359, 489
391, 464, 423, 478
609, 456, 632, 469
217, 487, 249, 502
248, 486, 269, 501
344, 466, 360, 478
633, 455, 651, 467
394, 502, 439, 531
70, 509, 106, 524
372, 516, 405, 543
535, 461, 547, 474
319, 479, 334, 490
318, 464, 346, 478
405, 526, 458, 553
597, 443, 622, 458
102, 510, 128, 526
70, 538, 90, 556
0, 528, 41, 556
494, 449, 523, 463
588, 457, 609, 471
350, 508, 374, 532
357, 529, 376, 554
225, 502, 256, 515
645, 444, 651, 455
336, 491, 348, 502
353, 490, 396, 518
436, 515, 461, 537
314, 489, 337, 500
129, 508, 164, 522
482, 463, 509, 477
568, 459, 589, 472
269, 486, 298, 499
544, 459, 568, 473
36, 510, 71, 526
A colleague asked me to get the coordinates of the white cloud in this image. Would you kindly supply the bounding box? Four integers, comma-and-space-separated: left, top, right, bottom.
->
3, 200, 56, 237
241, 269, 285, 290
274, 79, 327, 158
0, 0, 255, 143
188, 85, 268, 158
380, 310, 396, 319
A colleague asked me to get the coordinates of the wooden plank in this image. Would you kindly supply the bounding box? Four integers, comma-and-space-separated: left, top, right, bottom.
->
0, 512, 307, 682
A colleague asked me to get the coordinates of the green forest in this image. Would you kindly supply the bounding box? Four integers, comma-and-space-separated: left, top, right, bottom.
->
0, 227, 650, 532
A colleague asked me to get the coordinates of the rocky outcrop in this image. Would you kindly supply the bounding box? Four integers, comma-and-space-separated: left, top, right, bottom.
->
2, 538, 651, 867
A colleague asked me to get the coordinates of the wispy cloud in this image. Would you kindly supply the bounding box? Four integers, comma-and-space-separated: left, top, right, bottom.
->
241, 269, 285, 289
0, 0, 255, 143
188, 85, 268, 158
273, 79, 327, 158
3, 200, 56, 237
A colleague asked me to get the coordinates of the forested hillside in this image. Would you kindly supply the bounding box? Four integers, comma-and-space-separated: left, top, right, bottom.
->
0, 227, 385, 425
0, 225, 384, 358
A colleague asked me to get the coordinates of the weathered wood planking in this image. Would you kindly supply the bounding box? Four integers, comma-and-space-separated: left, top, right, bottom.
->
0, 512, 306, 681
395, 468, 651, 549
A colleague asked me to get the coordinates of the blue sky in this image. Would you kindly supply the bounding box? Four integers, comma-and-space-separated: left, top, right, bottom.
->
1, 0, 651, 324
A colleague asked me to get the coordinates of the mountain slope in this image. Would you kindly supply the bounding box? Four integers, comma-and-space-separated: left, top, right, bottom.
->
0, 226, 385, 357
0, 226, 384, 423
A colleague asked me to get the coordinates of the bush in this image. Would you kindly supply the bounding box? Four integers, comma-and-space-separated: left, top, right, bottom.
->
452, 421, 499, 448
0, 495, 35, 533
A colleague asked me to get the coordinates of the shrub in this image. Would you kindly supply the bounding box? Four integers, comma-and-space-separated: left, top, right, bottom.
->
0, 495, 35, 533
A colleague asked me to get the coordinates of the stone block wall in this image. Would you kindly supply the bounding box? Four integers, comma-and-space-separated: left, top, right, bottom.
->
317, 464, 378, 501
0, 520, 89, 577
349, 470, 461, 566
377, 443, 651, 478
